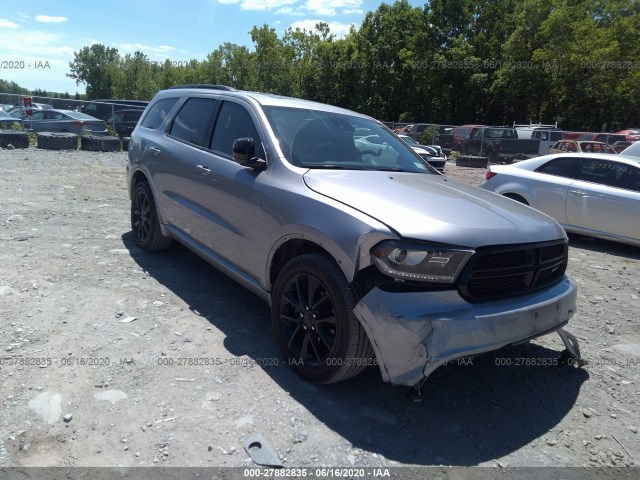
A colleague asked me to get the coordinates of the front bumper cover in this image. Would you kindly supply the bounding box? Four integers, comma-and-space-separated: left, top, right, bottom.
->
353, 276, 578, 387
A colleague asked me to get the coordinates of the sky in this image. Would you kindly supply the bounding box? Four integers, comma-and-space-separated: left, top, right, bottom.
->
0, 0, 425, 95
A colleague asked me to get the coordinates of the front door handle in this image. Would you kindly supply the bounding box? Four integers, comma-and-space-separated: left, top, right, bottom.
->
196, 164, 212, 175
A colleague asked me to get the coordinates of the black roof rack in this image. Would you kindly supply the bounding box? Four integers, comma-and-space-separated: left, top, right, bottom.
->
169, 84, 237, 91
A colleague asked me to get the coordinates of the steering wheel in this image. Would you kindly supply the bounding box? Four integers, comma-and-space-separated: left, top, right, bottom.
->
359, 148, 382, 157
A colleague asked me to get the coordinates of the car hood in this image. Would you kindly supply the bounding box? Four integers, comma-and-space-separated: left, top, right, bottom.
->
303, 170, 565, 247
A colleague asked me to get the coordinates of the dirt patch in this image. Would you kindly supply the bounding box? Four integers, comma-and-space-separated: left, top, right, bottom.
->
1, 151, 638, 468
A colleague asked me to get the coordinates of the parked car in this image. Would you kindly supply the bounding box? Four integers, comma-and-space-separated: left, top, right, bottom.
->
620, 141, 640, 158
127, 85, 582, 388
611, 140, 636, 154
576, 133, 626, 144
5, 103, 53, 119
104, 108, 144, 137
398, 134, 447, 172
480, 153, 640, 247
21, 109, 107, 135
81, 99, 149, 121
0, 111, 20, 128
549, 140, 615, 154
615, 129, 640, 141
450, 124, 484, 152
455, 125, 538, 163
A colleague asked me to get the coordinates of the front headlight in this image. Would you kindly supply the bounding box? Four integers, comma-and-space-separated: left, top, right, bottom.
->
371, 241, 474, 283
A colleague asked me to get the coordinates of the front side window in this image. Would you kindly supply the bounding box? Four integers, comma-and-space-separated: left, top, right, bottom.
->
169, 98, 219, 147
578, 159, 640, 191
263, 106, 434, 173
210, 101, 264, 159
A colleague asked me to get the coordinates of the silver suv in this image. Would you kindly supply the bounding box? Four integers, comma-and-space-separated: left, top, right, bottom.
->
127, 85, 582, 390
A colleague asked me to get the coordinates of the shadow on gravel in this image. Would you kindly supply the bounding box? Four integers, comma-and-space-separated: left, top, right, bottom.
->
124, 233, 589, 466
568, 234, 640, 260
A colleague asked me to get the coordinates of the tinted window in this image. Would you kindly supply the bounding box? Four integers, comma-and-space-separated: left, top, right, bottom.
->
620, 166, 640, 192
141, 97, 179, 129
576, 159, 633, 188
536, 157, 579, 178
169, 98, 219, 147
125, 111, 142, 122
210, 101, 264, 159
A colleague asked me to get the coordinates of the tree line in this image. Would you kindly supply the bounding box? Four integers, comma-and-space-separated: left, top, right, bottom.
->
66, 0, 639, 131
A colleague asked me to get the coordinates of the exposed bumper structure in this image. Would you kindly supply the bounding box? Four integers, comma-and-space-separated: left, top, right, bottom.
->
353, 276, 578, 387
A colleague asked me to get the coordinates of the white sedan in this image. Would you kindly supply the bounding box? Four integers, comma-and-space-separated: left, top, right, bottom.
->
480, 153, 640, 247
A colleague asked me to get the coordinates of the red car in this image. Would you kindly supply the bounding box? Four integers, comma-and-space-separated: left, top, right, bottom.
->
615, 129, 640, 141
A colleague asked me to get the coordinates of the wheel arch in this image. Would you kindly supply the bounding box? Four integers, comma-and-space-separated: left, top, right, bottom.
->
267, 237, 348, 292
502, 192, 530, 205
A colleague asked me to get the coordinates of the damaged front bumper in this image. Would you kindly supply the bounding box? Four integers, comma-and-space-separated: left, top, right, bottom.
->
353, 276, 578, 387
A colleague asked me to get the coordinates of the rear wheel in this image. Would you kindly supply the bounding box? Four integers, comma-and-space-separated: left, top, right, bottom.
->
131, 181, 172, 251
271, 254, 373, 384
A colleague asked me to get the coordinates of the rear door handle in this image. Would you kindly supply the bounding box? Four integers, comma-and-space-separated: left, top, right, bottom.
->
569, 190, 586, 197
196, 164, 212, 175
149, 146, 161, 156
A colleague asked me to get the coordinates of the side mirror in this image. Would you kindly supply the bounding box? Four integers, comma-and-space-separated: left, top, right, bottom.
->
232, 137, 266, 169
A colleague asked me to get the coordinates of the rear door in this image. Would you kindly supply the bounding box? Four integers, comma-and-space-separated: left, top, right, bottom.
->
566, 158, 640, 241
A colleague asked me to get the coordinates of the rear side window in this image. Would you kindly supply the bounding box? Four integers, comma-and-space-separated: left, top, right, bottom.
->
141, 97, 179, 129
536, 157, 579, 178
210, 101, 265, 159
169, 98, 219, 147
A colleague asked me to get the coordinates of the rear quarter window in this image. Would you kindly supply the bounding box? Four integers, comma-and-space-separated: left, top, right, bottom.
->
140, 97, 179, 129
536, 157, 579, 178
169, 97, 219, 147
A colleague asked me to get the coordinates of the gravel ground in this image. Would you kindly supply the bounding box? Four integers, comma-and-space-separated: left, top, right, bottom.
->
0, 149, 639, 471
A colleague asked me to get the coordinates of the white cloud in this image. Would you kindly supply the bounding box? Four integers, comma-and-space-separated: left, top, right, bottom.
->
118, 43, 178, 58
0, 18, 21, 29
276, 7, 304, 16
289, 19, 356, 37
35, 15, 68, 24
219, 0, 298, 10
304, 0, 362, 17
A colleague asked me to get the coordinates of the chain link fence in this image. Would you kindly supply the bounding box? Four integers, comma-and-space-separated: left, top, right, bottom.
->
0, 93, 84, 111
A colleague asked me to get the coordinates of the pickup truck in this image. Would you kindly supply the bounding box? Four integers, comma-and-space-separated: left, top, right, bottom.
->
458, 126, 539, 164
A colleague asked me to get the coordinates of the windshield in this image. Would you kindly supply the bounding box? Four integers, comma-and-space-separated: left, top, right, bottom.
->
263, 106, 434, 173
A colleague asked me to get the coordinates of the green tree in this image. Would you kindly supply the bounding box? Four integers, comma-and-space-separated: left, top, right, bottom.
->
68, 44, 120, 99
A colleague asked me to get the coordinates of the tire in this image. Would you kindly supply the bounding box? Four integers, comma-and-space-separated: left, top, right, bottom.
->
36, 132, 78, 150
130, 181, 173, 251
81, 134, 121, 152
0, 130, 29, 149
271, 254, 373, 384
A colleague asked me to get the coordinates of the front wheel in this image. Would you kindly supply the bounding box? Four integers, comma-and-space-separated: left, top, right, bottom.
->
131, 181, 173, 251
271, 254, 373, 384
